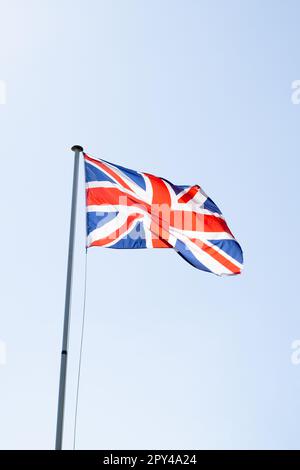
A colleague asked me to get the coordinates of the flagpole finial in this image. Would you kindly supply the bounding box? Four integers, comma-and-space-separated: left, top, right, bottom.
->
71, 145, 84, 152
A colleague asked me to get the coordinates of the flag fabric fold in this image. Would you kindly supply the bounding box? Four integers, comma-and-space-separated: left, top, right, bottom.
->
84, 153, 243, 276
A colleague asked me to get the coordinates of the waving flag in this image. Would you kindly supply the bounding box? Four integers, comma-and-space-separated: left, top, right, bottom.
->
84, 153, 243, 275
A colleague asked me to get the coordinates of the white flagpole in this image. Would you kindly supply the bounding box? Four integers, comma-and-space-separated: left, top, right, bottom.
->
55, 145, 83, 450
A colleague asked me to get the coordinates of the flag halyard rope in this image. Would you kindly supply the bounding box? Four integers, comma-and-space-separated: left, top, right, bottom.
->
73, 248, 88, 450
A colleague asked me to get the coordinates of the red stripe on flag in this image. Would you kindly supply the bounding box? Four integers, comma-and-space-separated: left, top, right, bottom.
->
170, 211, 232, 234
145, 173, 172, 248
87, 187, 149, 211
192, 239, 241, 274
178, 185, 200, 203
204, 215, 233, 235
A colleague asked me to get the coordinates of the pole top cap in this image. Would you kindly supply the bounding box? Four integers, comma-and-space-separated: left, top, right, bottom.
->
71, 145, 84, 152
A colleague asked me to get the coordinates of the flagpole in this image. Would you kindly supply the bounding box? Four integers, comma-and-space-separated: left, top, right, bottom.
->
55, 145, 83, 450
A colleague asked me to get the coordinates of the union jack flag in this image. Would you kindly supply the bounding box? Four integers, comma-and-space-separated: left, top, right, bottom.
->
84, 153, 243, 275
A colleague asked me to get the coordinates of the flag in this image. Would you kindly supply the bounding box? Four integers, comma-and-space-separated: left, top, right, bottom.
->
84, 153, 243, 275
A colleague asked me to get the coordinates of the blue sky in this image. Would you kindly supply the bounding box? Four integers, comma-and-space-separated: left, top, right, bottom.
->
1, 0, 300, 449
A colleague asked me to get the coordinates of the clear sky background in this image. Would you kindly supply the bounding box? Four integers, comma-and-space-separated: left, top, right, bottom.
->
1, 0, 300, 450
